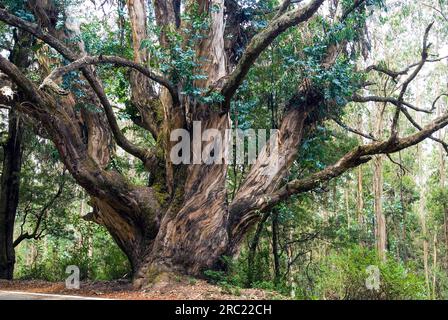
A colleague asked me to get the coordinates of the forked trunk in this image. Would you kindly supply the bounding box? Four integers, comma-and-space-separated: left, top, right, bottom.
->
132, 111, 232, 286
128, 103, 311, 288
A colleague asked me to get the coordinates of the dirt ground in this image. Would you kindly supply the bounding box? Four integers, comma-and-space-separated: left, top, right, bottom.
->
0, 279, 284, 300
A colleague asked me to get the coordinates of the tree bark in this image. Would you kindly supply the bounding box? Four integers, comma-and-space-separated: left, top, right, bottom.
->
0, 108, 24, 279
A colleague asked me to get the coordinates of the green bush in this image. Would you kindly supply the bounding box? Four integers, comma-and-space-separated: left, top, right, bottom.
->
314, 246, 427, 300
15, 226, 130, 282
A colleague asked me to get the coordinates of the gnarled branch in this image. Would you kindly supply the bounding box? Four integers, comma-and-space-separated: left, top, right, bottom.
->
0, 8, 157, 166
261, 109, 448, 211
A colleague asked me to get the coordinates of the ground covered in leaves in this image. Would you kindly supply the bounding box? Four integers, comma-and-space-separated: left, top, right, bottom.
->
0, 279, 284, 300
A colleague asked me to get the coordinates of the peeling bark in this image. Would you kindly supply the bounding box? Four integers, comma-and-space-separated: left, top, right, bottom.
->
127, 0, 163, 140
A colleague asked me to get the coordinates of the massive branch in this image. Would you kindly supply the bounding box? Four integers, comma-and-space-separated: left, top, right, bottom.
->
227, 17, 445, 252
0, 8, 156, 166
0, 54, 162, 266
264, 110, 448, 209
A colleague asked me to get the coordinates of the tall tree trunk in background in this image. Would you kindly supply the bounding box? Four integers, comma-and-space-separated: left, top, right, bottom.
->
417, 138, 430, 292
373, 103, 386, 261
332, 180, 337, 215
421, 176, 430, 293
429, 88, 445, 297
413, 97, 430, 294
356, 166, 363, 225
345, 186, 350, 229
287, 227, 296, 298
0, 108, 24, 279
247, 212, 269, 287
0, 28, 33, 279
432, 233, 438, 299
356, 114, 364, 245
437, 99, 448, 270
272, 211, 280, 285
398, 151, 408, 261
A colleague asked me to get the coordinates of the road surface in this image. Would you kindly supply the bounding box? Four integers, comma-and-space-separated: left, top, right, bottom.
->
0, 290, 109, 300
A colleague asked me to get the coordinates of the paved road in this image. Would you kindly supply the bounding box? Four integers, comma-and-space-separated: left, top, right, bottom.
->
0, 290, 108, 300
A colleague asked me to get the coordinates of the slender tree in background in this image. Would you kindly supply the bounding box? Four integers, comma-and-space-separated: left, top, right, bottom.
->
373, 102, 386, 260
416, 105, 430, 292
0, 28, 33, 279
0, 108, 23, 279
356, 114, 364, 229
272, 210, 281, 285
1, 0, 448, 288
438, 92, 448, 270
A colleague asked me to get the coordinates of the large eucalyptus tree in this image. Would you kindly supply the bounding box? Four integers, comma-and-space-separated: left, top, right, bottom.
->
0, 0, 447, 287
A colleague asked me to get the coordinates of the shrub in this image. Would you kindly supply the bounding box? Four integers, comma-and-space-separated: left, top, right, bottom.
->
314, 246, 427, 300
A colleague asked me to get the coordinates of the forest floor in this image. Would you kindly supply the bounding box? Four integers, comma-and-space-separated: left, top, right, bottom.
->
0, 279, 285, 300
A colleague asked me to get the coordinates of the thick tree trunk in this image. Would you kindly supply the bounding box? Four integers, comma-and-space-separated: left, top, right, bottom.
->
129, 99, 313, 288
0, 108, 24, 279
373, 155, 386, 260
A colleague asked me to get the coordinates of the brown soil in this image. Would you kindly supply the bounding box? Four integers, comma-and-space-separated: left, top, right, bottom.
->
0, 279, 285, 300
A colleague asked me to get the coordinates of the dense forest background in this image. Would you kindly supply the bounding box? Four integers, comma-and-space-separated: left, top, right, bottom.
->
1, 0, 448, 300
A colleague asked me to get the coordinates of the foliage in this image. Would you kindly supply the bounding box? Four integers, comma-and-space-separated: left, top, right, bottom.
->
15, 218, 130, 281
313, 246, 427, 300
